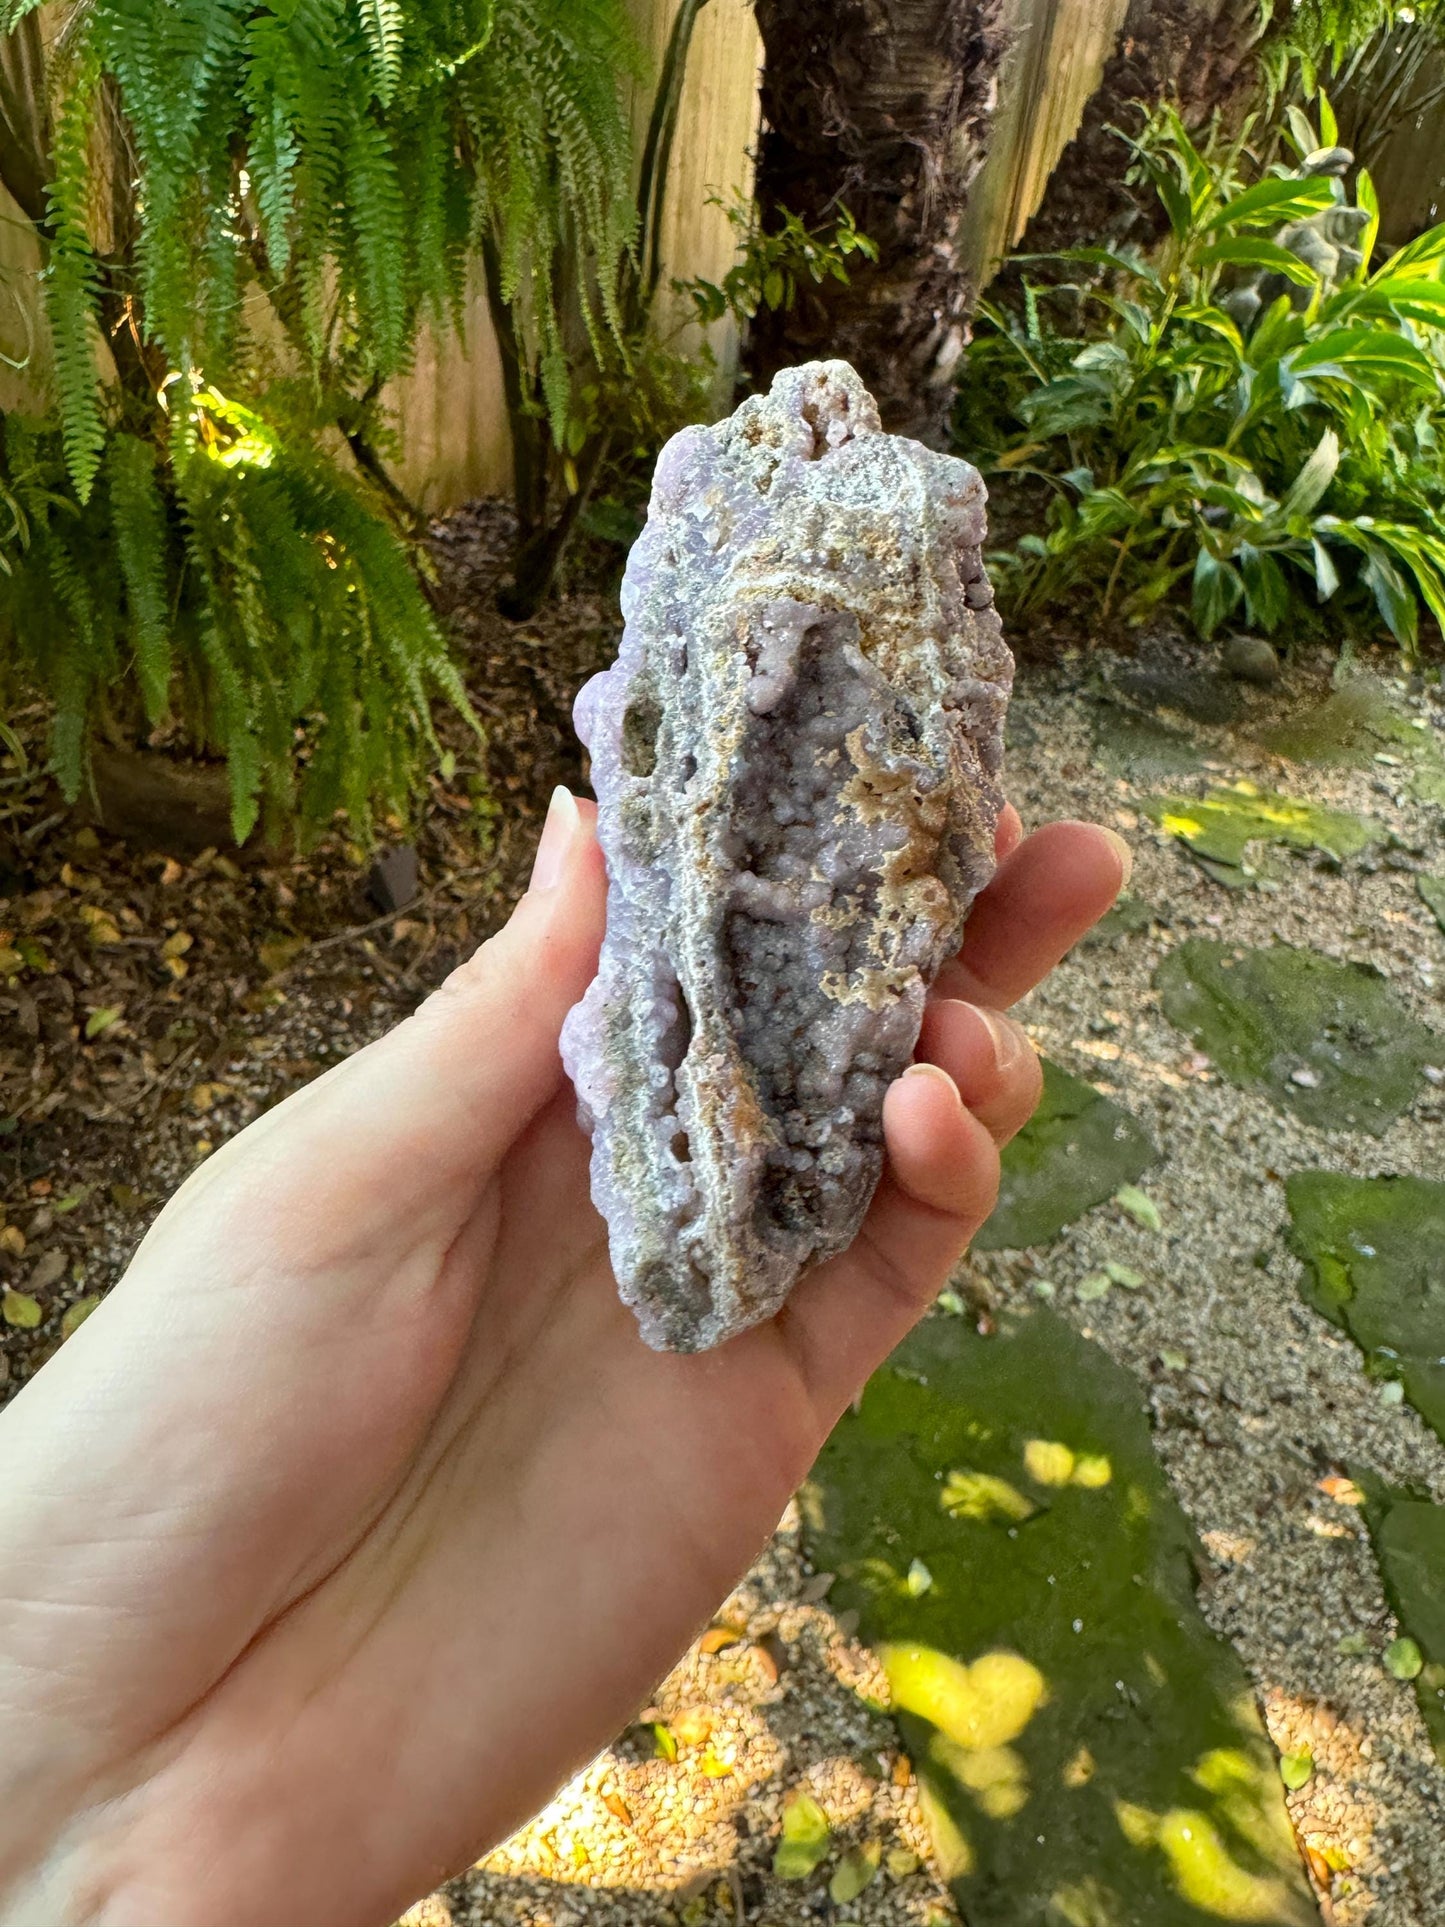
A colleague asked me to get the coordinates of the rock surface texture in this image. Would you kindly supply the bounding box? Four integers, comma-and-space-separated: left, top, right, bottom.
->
561, 361, 1012, 1351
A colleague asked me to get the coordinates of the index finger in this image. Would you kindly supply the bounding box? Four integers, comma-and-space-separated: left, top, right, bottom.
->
935, 819, 1131, 1010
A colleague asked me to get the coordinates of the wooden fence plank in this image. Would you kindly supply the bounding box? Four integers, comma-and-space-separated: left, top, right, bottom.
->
960, 0, 1134, 294
395, 0, 762, 507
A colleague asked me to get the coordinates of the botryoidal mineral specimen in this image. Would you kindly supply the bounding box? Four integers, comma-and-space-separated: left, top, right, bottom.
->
560, 361, 1013, 1351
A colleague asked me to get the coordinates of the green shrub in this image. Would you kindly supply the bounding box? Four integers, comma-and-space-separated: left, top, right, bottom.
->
0, 403, 470, 843
962, 101, 1445, 662
573, 194, 878, 559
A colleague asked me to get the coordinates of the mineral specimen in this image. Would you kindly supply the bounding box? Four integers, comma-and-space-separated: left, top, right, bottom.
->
560, 360, 1012, 1352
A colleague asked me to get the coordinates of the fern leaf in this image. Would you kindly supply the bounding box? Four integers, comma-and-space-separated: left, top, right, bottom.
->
357, 0, 404, 105
43, 26, 106, 502
106, 433, 173, 722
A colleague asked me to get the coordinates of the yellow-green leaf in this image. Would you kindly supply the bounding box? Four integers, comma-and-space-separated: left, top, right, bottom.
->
259, 934, 306, 976
773, 1791, 831, 1879
60, 1294, 102, 1339
1385, 1636, 1423, 1680
1115, 1184, 1163, 1231
829, 1841, 881, 1904
84, 1007, 123, 1039
1, 1289, 43, 1330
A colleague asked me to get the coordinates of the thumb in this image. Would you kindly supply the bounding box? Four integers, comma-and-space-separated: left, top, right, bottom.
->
325, 785, 607, 1203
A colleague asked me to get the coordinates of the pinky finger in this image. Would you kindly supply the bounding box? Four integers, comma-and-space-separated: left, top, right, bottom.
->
772, 1068, 1000, 1419
875, 1064, 1002, 1270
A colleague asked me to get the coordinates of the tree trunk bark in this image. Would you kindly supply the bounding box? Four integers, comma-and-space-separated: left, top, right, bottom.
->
747, 0, 1009, 445
1011, 0, 1266, 265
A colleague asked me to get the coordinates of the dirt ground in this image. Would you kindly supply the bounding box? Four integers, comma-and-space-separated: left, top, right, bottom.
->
2, 507, 1442, 1927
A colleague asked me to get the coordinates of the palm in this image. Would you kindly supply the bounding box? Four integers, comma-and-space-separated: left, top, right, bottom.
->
0, 802, 1124, 1927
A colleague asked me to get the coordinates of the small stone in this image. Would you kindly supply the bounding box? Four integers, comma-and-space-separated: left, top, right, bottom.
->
366, 843, 419, 914
1223, 633, 1281, 684
563, 362, 1011, 1351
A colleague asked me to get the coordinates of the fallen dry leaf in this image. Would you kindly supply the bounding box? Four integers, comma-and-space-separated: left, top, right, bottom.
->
697, 1624, 744, 1656
600, 1791, 633, 1827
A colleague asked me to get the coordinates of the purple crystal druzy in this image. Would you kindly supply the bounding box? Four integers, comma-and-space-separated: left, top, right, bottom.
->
561, 361, 1012, 1351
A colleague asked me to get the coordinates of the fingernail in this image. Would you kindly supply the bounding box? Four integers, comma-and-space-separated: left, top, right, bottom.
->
1099, 826, 1134, 889
529, 786, 580, 893
902, 1061, 963, 1106
966, 1003, 1029, 1076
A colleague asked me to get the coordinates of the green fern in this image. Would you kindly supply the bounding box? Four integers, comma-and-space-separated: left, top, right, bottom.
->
42, 20, 106, 503
17, 0, 635, 495
0, 398, 477, 845
0, 0, 637, 839
105, 433, 173, 723
358, 0, 405, 104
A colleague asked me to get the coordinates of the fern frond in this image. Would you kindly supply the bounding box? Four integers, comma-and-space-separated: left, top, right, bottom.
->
105, 432, 172, 721
357, 0, 405, 105
43, 21, 107, 501
345, 112, 409, 370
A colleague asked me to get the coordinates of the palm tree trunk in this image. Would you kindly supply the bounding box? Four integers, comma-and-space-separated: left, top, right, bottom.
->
747, 0, 1009, 445
1012, 0, 1266, 264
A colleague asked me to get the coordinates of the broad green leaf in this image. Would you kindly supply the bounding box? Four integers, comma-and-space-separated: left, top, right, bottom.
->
1196, 239, 1317, 286
1280, 1749, 1313, 1790
1281, 430, 1339, 520
1355, 167, 1380, 279
1115, 1184, 1163, 1232
1311, 535, 1340, 600
1205, 175, 1334, 233
1192, 547, 1242, 637
1284, 105, 1316, 159
1386, 1637, 1424, 1681
1177, 303, 1245, 347
1318, 91, 1338, 148
829, 1842, 881, 1904
1378, 218, 1445, 277
1240, 547, 1291, 632
60, 1294, 102, 1340
1290, 329, 1437, 388
1361, 544, 1419, 650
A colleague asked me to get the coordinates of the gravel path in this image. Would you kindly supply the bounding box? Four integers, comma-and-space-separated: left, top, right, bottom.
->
977, 653, 1445, 1926
421, 645, 1445, 1927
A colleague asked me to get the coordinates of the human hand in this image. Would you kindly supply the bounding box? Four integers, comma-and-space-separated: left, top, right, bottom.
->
0, 790, 1126, 1927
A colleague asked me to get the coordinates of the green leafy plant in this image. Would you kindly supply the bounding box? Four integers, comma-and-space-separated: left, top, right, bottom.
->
0, 0, 638, 837
1261, 0, 1444, 99
0, 402, 469, 842
569, 193, 880, 562
488, 0, 876, 613
682, 195, 877, 333
964, 102, 1445, 662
